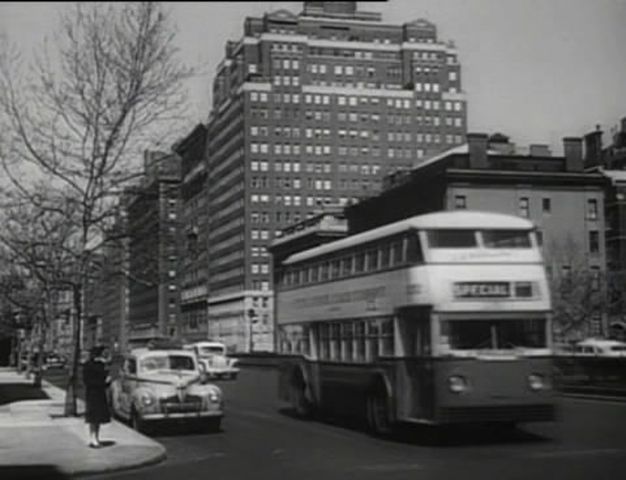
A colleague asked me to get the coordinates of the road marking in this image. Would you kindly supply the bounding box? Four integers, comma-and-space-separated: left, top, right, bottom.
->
527, 448, 625, 458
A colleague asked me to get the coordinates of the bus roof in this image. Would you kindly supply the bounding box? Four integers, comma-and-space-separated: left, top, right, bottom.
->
283, 210, 535, 265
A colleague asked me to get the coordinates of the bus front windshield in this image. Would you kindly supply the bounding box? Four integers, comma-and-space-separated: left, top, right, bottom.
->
440, 318, 547, 354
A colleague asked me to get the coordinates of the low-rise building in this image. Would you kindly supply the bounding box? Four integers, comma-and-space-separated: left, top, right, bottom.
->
346, 133, 607, 340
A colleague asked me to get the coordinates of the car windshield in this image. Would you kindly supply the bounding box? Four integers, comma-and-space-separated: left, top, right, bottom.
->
610, 346, 626, 352
139, 354, 196, 373
199, 346, 225, 356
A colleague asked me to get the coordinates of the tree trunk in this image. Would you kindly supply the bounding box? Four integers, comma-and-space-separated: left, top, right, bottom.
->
33, 325, 46, 388
64, 284, 82, 417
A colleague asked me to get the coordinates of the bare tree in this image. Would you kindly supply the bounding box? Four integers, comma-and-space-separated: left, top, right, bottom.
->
0, 200, 74, 387
546, 235, 605, 342
0, 2, 193, 416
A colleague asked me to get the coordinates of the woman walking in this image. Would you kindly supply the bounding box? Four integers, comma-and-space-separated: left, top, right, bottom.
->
82, 346, 111, 448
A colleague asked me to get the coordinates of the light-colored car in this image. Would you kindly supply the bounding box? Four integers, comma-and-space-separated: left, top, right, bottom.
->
573, 338, 626, 357
186, 341, 240, 380
110, 347, 224, 433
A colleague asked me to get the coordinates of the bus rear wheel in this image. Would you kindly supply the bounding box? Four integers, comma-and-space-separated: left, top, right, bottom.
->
366, 390, 393, 436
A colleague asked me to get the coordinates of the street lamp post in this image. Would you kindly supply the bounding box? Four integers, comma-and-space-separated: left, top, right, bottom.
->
247, 308, 257, 353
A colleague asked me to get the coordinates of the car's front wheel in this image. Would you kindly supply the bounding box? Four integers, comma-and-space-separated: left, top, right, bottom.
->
130, 407, 147, 434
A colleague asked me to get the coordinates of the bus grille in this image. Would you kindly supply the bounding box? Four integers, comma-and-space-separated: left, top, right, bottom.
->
437, 404, 556, 423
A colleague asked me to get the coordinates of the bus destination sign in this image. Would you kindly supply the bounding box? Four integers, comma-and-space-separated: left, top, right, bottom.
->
453, 282, 510, 299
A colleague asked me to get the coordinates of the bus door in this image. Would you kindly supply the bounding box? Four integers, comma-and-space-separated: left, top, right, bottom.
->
396, 306, 434, 421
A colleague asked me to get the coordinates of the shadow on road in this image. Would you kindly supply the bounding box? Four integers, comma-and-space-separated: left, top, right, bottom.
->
392, 423, 553, 448
278, 406, 553, 447
0, 383, 49, 406
98, 440, 117, 448
120, 420, 225, 438
0, 465, 69, 479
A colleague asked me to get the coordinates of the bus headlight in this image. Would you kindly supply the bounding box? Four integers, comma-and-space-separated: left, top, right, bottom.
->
448, 375, 468, 393
528, 374, 545, 391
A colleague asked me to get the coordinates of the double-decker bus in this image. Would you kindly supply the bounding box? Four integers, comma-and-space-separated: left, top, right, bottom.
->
275, 211, 557, 435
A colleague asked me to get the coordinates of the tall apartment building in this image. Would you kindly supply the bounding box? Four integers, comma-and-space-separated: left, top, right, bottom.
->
100, 203, 130, 354
126, 151, 182, 346
174, 124, 210, 343
206, 1, 467, 351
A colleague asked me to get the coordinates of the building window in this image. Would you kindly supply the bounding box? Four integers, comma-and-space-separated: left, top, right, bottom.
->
519, 197, 529, 218
542, 198, 551, 214
591, 266, 601, 291
454, 195, 466, 209
589, 230, 599, 254
587, 199, 598, 220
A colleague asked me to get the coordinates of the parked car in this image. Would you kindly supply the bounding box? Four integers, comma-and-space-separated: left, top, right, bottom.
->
185, 341, 240, 380
43, 353, 67, 370
109, 346, 224, 433
573, 338, 626, 357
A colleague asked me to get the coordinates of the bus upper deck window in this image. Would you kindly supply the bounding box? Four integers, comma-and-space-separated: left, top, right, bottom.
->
366, 249, 378, 271
427, 229, 477, 248
482, 230, 532, 248
320, 262, 329, 281
331, 259, 341, 278
406, 235, 423, 262
379, 244, 390, 268
390, 241, 403, 265
355, 251, 366, 273
310, 264, 319, 283
341, 256, 353, 276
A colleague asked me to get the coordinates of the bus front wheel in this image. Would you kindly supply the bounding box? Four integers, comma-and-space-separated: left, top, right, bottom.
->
290, 379, 313, 418
366, 390, 393, 436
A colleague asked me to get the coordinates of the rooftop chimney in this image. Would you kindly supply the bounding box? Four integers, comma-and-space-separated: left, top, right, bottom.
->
584, 127, 603, 169
563, 137, 583, 172
529, 144, 551, 157
467, 133, 489, 169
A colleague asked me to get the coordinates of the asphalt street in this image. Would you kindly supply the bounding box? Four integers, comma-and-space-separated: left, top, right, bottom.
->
45, 367, 626, 480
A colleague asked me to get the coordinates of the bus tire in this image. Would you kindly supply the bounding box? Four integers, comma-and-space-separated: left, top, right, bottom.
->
366, 389, 393, 436
290, 375, 313, 418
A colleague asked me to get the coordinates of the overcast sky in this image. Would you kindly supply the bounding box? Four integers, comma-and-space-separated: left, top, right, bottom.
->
2, 0, 626, 154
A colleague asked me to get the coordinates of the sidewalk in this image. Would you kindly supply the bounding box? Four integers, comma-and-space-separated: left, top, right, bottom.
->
0, 367, 166, 478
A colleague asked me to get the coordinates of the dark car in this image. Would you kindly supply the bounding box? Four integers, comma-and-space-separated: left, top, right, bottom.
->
44, 353, 67, 370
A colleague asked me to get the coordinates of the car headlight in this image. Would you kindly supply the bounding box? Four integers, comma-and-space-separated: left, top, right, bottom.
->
208, 390, 221, 403
140, 392, 155, 407
448, 375, 468, 393
528, 373, 546, 391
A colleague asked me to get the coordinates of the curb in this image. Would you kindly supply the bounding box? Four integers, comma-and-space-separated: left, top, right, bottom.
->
38, 377, 168, 476
69, 444, 167, 478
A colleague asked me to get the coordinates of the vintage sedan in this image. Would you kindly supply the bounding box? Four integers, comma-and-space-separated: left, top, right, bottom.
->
573, 338, 626, 357
110, 347, 224, 433
186, 341, 240, 380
